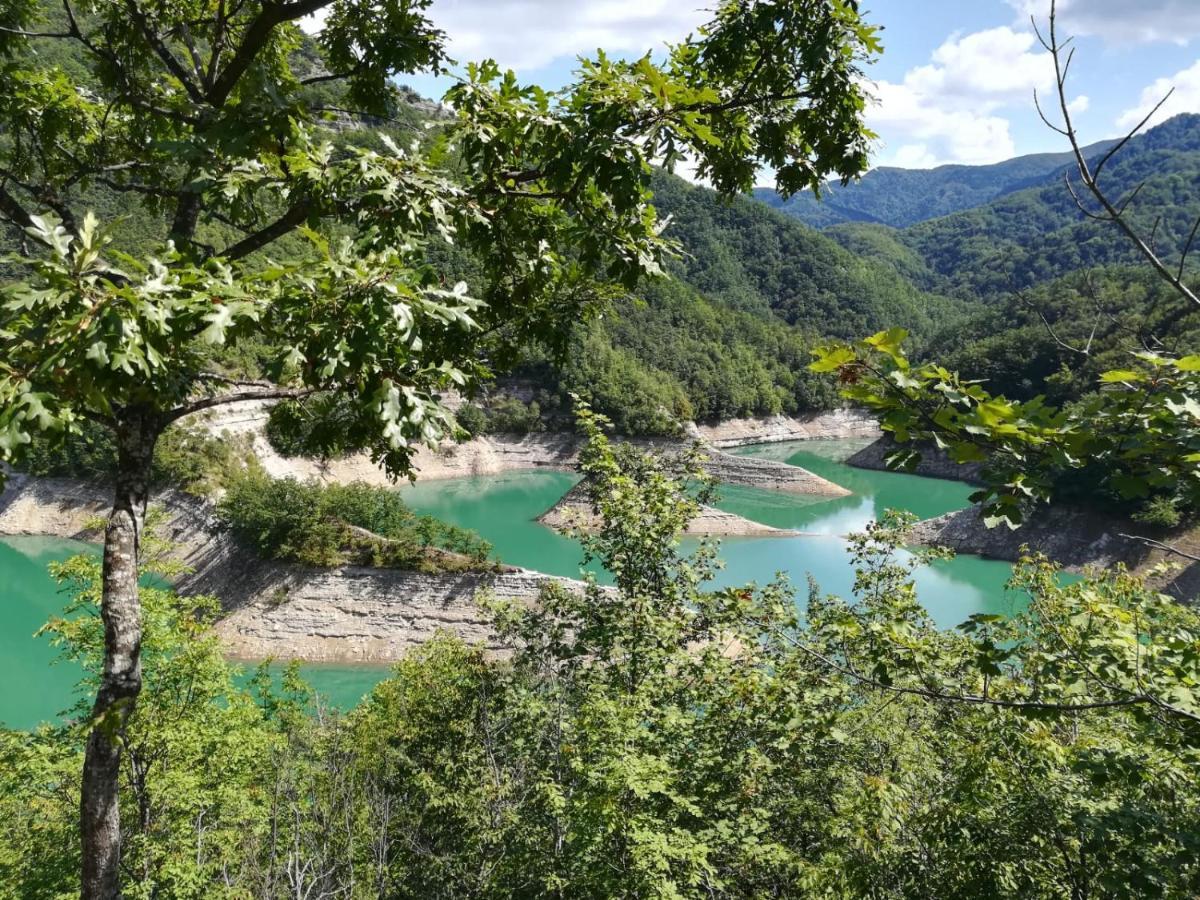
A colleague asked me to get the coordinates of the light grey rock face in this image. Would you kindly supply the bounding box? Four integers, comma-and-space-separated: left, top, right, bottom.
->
911, 506, 1147, 573
691, 409, 881, 448
214, 567, 582, 662
700, 448, 850, 497
536, 482, 804, 537
0, 474, 112, 536
193, 399, 850, 495
0, 475, 588, 663
847, 437, 983, 484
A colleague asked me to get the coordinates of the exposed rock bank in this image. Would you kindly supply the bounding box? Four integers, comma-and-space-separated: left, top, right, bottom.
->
848, 436, 983, 484
198, 400, 851, 497
0, 474, 583, 663
910, 505, 1145, 572
691, 409, 880, 448
537, 481, 804, 537
910, 505, 1200, 603
196, 400, 581, 484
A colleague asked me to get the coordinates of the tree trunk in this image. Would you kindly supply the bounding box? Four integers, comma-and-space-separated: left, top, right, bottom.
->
80, 411, 158, 900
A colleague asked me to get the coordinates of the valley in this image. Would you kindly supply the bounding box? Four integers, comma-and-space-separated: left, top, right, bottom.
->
4, 0, 1200, 892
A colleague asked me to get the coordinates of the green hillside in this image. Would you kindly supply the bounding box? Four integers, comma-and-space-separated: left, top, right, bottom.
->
776, 114, 1200, 403
831, 114, 1200, 301
753, 138, 1115, 229
650, 172, 968, 339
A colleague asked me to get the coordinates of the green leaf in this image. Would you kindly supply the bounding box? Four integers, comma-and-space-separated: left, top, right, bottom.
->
809, 347, 857, 373
864, 327, 909, 359
1099, 369, 1146, 383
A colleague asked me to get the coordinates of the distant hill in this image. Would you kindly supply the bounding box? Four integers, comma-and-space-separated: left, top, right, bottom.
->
753, 139, 1116, 230
820, 114, 1200, 407
650, 171, 969, 340
834, 113, 1200, 302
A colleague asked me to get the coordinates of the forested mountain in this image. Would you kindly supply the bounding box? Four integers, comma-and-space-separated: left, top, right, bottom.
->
754, 114, 1200, 405
467, 171, 970, 434
650, 173, 967, 337
0, 20, 962, 432
753, 138, 1115, 229
827, 114, 1200, 301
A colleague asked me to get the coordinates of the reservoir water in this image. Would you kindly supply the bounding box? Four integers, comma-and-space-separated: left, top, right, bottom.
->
0, 439, 1021, 730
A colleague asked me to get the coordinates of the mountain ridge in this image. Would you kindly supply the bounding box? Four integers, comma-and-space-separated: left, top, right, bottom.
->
754, 137, 1119, 229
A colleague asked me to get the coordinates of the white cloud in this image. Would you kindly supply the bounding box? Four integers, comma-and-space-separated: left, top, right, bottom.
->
1117, 59, 1200, 130
1008, 0, 1200, 45
307, 1, 711, 72
1066, 94, 1090, 114
891, 144, 941, 169
870, 27, 1054, 167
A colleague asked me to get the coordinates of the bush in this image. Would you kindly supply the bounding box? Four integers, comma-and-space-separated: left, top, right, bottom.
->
455, 403, 488, 438
217, 473, 494, 572
483, 395, 544, 434
16, 422, 251, 496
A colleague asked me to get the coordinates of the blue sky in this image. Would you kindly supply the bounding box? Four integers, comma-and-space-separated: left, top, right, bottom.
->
387, 0, 1200, 173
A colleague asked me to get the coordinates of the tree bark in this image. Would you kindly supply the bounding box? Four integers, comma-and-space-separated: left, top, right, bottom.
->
80, 410, 159, 900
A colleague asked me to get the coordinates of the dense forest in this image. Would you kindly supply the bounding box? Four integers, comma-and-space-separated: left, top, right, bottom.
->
754, 137, 1115, 229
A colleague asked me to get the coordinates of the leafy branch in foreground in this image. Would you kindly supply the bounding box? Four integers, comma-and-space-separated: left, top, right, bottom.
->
812, 329, 1200, 528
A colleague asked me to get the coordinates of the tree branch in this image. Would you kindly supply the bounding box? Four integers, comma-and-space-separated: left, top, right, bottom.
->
122, 0, 206, 103
220, 200, 312, 260
208, 0, 332, 106
0, 25, 74, 38
0, 182, 35, 231
1117, 533, 1200, 564
760, 617, 1200, 727
164, 386, 318, 424
1042, 0, 1200, 308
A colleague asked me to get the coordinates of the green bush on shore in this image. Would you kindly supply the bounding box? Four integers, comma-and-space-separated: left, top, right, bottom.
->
217, 473, 495, 572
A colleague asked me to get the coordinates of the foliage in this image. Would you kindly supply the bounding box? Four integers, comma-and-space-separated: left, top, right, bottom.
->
217, 471, 494, 571
0, 5, 883, 883
812, 329, 1200, 527
580, 278, 841, 422
1, 549, 285, 898
7, 418, 1200, 897
17, 420, 253, 496
922, 265, 1200, 405
455, 393, 550, 437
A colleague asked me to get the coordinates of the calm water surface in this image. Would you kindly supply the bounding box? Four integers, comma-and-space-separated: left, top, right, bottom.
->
1, 440, 1022, 729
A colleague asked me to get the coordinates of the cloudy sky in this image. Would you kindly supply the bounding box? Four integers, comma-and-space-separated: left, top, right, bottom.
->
389, 0, 1200, 172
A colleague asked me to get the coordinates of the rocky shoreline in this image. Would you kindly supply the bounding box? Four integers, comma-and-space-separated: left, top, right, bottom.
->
1, 406, 878, 662
201, 400, 852, 497
846, 436, 983, 484
0, 473, 586, 662
19, 406, 1189, 664
690, 409, 880, 448
536, 481, 807, 537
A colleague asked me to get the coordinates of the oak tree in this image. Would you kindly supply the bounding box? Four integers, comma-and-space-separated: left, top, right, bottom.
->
0, 0, 879, 893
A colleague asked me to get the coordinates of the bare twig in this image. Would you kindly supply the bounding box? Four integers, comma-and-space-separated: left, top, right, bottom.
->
1039, 0, 1200, 308
1118, 533, 1200, 564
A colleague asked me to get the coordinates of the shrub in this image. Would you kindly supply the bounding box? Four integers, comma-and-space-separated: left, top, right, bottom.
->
217, 473, 494, 572
454, 403, 488, 438
484, 395, 544, 434
17, 422, 251, 496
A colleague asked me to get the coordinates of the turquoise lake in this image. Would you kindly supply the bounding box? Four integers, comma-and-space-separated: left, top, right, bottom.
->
0, 439, 1022, 729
